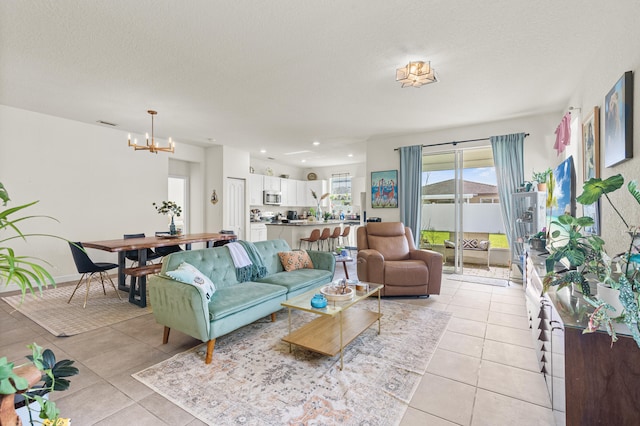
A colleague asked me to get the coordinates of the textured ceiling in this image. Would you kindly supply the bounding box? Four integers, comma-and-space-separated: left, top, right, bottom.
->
1, 1, 637, 167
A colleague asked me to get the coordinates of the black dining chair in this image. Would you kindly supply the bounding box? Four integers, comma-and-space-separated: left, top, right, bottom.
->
123, 233, 162, 265
68, 242, 122, 308
154, 231, 183, 257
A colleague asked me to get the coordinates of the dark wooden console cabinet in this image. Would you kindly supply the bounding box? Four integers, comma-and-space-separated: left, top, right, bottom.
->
525, 254, 640, 426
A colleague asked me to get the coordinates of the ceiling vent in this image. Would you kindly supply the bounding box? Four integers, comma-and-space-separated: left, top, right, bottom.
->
96, 120, 118, 126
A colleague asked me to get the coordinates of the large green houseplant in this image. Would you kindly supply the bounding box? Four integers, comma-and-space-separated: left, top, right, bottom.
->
0, 183, 78, 425
544, 174, 640, 346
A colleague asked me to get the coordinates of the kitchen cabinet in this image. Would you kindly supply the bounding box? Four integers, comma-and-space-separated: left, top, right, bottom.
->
250, 223, 268, 242
280, 178, 298, 206
249, 174, 264, 206
263, 176, 281, 191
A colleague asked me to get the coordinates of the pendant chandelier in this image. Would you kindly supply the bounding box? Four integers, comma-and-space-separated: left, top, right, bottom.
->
128, 110, 175, 154
396, 61, 438, 88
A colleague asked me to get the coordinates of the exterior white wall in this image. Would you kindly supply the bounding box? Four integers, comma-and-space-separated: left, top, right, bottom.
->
424, 204, 506, 235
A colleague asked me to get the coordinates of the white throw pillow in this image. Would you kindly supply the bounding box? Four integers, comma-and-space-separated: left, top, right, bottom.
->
166, 262, 216, 302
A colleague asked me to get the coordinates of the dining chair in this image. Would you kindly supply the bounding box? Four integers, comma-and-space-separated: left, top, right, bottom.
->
123, 233, 162, 265
318, 227, 331, 251
68, 242, 122, 308
329, 227, 341, 251
299, 228, 321, 250
154, 231, 183, 257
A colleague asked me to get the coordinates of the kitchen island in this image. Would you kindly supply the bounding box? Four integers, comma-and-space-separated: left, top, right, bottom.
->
266, 220, 360, 250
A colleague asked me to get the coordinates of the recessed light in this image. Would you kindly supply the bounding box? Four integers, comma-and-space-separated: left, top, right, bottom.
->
312, 141, 320, 146
301, 159, 306, 163
260, 149, 266, 153
348, 154, 353, 157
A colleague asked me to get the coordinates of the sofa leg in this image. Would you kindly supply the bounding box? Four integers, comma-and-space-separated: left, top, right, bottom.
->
205, 339, 216, 364
162, 326, 170, 344
271, 312, 276, 322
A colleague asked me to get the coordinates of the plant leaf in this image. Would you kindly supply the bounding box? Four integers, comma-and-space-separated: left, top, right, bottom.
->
576, 175, 624, 205
628, 180, 640, 206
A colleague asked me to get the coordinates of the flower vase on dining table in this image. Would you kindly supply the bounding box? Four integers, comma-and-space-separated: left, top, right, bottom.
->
169, 216, 177, 235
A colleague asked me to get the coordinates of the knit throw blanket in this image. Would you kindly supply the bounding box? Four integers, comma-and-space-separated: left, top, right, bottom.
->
227, 240, 268, 282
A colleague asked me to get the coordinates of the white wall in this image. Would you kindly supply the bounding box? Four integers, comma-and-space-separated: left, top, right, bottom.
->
364, 113, 560, 223
0, 105, 207, 290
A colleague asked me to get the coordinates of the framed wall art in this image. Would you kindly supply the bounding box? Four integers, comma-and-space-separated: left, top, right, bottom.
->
371, 170, 398, 208
582, 106, 600, 181
604, 71, 633, 167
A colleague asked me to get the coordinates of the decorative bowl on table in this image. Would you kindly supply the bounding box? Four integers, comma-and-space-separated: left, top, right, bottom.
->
320, 285, 354, 301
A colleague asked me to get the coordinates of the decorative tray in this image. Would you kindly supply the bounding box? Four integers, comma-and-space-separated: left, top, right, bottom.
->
320, 285, 354, 301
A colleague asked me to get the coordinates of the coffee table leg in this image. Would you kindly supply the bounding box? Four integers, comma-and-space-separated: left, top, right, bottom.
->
287, 308, 292, 353
339, 311, 344, 370
378, 288, 381, 334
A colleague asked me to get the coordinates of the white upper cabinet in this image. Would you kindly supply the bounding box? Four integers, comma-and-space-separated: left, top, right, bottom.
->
249, 174, 264, 206
263, 176, 281, 191
280, 178, 297, 206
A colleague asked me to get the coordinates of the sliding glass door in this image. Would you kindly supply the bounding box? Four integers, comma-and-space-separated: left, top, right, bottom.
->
421, 146, 508, 277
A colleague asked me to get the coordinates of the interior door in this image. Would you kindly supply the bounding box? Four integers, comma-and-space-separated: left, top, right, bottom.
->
225, 177, 245, 240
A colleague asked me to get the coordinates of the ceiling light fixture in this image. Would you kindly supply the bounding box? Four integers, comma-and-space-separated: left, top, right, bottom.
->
396, 61, 438, 88
312, 141, 320, 146
128, 110, 175, 154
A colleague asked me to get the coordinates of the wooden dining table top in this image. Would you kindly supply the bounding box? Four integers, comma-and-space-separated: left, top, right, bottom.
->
82, 232, 237, 252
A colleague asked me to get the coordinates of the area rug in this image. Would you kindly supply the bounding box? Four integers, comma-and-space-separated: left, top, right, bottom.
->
2, 283, 151, 336
133, 299, 451, 426
448, 274, 509, 287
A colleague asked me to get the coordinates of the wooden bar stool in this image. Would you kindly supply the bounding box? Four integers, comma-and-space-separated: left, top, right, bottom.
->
299, 228, 321, 250
329, 227, 341, 251
318, 227, 331, 251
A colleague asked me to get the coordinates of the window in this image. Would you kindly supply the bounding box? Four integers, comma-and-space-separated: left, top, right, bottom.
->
330, 173, 351, 213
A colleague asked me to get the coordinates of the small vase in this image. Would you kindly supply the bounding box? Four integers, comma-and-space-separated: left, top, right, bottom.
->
169, 216, 177, 235
316, 205, 322, 220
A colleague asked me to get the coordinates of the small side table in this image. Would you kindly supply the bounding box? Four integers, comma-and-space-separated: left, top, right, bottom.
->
334, 254, 353, 278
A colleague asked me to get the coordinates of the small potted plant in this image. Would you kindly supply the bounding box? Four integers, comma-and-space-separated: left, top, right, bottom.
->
153, 201, 182, 235
531, 168, 552, 191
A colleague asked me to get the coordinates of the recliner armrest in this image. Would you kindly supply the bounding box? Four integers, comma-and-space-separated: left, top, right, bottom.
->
357, 249, 384, 283
410, 249, 443, 294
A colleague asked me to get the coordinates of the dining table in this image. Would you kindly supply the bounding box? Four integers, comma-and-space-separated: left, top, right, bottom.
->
82, 232, 237, 307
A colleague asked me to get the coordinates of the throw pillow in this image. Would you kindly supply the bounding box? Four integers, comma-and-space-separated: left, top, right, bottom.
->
462, 239, 478, 249
444, 240, 456, 249
278, 250, 314, 272
165, 262, 216, 301
478, 240, 490, 250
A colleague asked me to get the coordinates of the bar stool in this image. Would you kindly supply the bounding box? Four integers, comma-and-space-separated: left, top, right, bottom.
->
318, 227, 331, 251
329, 227, 341, 251
339, 225, 351, 247
299, 228, 321, 250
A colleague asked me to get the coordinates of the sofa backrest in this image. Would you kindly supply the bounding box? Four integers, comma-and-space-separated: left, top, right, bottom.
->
160, 239, 292, 289
358, 222, 412, 261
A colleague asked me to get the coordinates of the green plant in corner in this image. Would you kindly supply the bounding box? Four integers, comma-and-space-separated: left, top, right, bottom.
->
532, 168, 552, 185
0, 183, 59, 300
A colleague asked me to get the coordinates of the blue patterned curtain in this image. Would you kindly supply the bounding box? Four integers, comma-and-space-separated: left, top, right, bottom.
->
490, 133, 525, 259
399, 145, 423, 245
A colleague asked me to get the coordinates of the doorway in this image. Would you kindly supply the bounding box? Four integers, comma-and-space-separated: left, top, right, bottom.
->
225, 177, 246, 240
422, 147, 509, 278
168, 176, 188, 234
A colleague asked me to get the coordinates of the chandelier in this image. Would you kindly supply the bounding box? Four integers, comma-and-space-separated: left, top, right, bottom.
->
396, 61, 438, 88
128, 110, 175, 154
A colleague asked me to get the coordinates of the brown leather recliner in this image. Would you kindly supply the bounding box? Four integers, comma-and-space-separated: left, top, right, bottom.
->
357, 222, 442, 297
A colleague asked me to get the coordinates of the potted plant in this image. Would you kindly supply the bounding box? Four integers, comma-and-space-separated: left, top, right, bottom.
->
528, 228, 547, 251
310, 190, 329, 220
1, 343, 79, 426
153, 201, 182, 235
531, 168, 552, 191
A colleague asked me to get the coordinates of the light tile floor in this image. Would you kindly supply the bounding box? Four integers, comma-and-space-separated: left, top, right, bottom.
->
0, 262, 560, 425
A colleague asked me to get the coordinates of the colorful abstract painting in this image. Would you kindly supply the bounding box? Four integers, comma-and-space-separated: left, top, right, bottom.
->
371, 170, 398, 208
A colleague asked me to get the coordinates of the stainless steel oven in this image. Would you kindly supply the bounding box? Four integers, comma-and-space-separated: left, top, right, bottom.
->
263, 190, 282, 205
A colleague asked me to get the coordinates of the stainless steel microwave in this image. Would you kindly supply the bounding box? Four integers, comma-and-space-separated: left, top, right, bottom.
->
263, 190, 282, 205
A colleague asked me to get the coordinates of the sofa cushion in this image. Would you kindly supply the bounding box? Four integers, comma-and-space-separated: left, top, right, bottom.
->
462, 239, 478, 249
278, 250, 314, 271
208, 282, 287, 321
384, 260, 429, 286
478, 240, 490, 250
257, 268, 332, 293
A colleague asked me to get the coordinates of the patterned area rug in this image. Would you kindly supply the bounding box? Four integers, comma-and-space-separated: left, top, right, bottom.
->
133, 299, 451, 426
2, 283, 150, 336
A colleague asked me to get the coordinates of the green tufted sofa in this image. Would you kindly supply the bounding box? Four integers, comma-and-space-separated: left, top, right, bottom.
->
148, 239, 335, 364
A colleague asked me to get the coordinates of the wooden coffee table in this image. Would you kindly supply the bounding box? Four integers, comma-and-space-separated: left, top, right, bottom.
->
281, 282, 383, 370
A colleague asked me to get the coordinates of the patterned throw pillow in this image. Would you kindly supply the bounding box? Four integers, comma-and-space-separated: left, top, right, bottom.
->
165, 262, 216, 301
477, 240, 490, 250
278, 250, 314, 272
462, 239, 478, 249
